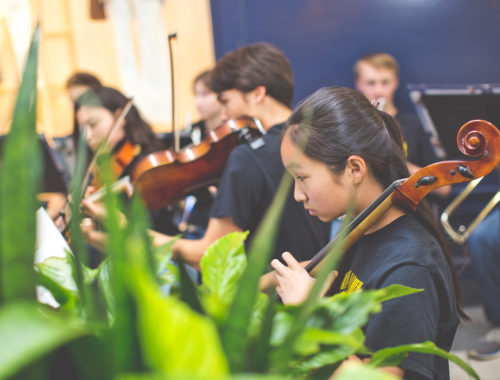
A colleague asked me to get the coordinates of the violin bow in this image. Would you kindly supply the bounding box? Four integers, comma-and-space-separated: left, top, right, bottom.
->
79, 98, 134, 200
306, 119, 500, 276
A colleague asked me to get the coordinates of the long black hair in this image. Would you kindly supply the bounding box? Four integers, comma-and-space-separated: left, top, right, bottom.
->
285, 86, 466, 319
75, 86, 164, 155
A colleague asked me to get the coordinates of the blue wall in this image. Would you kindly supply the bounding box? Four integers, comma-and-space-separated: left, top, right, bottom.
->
210, 0, 500, 112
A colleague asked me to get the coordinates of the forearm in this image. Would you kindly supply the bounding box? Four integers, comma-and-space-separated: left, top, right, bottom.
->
171, 238, 208, 270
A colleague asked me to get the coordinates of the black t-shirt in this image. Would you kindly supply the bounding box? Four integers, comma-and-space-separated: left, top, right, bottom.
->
336, 214, 459, 380
210, 123, 331, 261
396, 112, 438, 168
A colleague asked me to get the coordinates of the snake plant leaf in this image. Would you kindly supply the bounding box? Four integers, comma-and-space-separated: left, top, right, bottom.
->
222, 173, 292, 372
0, 25, 40, 303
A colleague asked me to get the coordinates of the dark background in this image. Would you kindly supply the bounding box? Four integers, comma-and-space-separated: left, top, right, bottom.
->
210, 0, 500, 112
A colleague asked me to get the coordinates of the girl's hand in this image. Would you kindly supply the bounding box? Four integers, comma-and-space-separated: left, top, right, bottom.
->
271, 252, 317, 305
271, 252, 338, 305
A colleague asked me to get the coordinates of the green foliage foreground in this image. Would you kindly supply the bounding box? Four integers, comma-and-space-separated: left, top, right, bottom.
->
0, 27, 479, 380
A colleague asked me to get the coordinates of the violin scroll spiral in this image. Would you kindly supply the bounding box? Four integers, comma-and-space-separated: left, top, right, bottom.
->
457, 119, 494, 158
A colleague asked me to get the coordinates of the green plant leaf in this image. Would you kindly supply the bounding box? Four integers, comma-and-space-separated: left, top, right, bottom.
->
314, 285, 421, 335
291, 345, 356, 376
251, 295, 275, 372
36, 256, 79, 310
130, 269, 229, 377
153, 234, 180, 275
222, 173, 292, 372
199, 231, 248, 318
371, 284, 423, 304
0, 302, 88, 379
296, 328, 365, 356
0, 25, 40, 303
369, 341, 479, 380
178, 260, 204, 314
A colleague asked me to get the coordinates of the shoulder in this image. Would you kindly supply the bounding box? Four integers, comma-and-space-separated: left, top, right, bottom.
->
359, 214, 443, 268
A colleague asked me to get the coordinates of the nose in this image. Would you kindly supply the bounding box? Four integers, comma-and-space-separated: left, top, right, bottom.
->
83, 127, 91, 142
220, 108, 229, 122
293, 180, 307, 203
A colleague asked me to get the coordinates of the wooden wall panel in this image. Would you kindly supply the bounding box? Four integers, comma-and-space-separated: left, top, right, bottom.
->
0, 0, 215, 137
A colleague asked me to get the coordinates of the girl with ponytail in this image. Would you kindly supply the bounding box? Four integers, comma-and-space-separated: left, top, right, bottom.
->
273, 87, 461, 380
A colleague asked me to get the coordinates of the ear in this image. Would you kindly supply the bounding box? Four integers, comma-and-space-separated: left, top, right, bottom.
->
344, 155, 367, 186
247, 85, 267, 104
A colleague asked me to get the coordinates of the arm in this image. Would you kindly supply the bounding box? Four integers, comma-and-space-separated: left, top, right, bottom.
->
152, 216, 242, 270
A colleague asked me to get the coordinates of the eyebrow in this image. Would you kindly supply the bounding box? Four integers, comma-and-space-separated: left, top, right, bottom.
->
285, 162, 301, 171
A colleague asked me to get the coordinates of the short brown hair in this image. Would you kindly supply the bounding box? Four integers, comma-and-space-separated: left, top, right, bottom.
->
211, 42, 294, 107
353, 53, 399, 79
192, 69, 213, 91
66, 72, 102, 90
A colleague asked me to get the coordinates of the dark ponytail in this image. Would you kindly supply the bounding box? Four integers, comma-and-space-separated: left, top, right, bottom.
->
285, 86, 466, 319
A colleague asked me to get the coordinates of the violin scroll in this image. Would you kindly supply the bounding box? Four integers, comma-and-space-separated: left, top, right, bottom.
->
394, 119, 500, 209
457, 119, 497, 157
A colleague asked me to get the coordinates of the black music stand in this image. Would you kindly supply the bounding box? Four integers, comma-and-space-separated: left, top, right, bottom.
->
408, 83, 500, 160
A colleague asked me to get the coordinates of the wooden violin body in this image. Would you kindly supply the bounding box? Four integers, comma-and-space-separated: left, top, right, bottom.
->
131, 116, 263, 210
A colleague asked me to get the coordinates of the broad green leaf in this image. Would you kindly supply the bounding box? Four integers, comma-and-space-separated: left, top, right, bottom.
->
295, 328, 365, 356
199, 231, 248, 319
36, 256, 78, 310
200, 231, 248, 303
315, 285, 421, 335
291, 345, 356, 376
35, 252, 105, 314
0, 25, 40, 303
369, 341, 479, 380
333, 361, 401, 380
0, 302, 88, 379
131, 269, 229, 377
222, 172, 292, 372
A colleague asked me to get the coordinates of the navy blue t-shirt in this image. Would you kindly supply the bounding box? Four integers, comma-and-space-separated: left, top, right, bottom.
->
336, 214, 459, 380
210, 123, 331, 261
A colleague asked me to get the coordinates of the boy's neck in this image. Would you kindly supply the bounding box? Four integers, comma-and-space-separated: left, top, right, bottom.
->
257, 97, 292, 131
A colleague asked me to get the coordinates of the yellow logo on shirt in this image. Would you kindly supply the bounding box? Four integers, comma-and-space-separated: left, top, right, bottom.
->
339, 270, 364, 294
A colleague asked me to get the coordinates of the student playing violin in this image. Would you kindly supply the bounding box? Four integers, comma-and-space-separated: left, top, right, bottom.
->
152, 42, 330, 269
76, 86, 179, 252
75, 86, 163, 178
272, 87, 463, 380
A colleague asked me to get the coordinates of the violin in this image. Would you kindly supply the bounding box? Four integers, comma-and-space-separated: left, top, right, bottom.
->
306, 119, 500, 276
127, 116, 264, 210
90, 139, 140, 189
